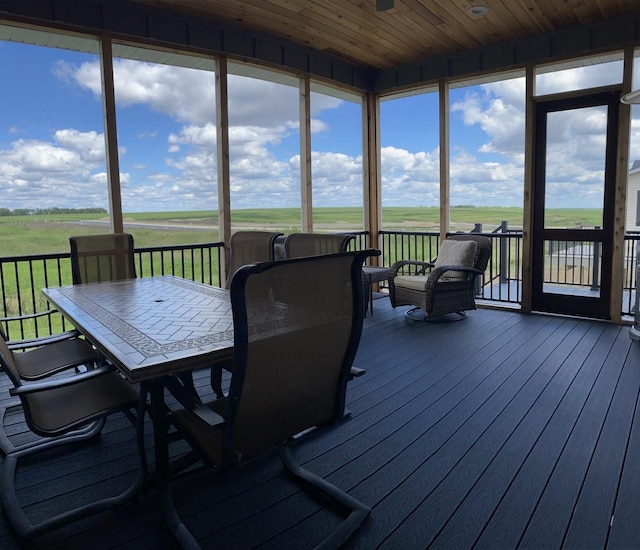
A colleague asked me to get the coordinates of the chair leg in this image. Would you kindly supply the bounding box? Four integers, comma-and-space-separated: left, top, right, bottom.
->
0, 404, 106, 455
279, 446, 370, 549
163, 486, 201, 550
404, 307, 468, 322
0, 406, 147, 540
210, 364, 224, 398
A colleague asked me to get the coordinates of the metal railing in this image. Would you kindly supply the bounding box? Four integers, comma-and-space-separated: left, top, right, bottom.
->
378, 223, 523, 306
0, 242, 224, 341
3, 229, 640, 341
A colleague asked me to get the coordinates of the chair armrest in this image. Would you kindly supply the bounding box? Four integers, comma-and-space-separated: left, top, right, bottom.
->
9, 365, 115, 396
389, 260, 434, 279
1, 310, 80, 350
6, 330, 81, 351
426, 265, 483, 287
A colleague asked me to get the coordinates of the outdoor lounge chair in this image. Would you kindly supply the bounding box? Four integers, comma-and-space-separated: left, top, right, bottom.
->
0, 334, 147, 540
388, 234, 492, 320
163, 249, 377, 549
0, 313, 100, 454
69, 232, 136, 284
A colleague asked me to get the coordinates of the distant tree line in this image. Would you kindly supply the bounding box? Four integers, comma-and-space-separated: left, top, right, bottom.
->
0, 207, 107, 216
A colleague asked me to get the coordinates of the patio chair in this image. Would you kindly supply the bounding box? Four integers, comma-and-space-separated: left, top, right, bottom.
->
283, 231, 355, 258
69, 232, 136, 284
0, 334, 147, 540
0, 313, 100, 454
163, 249, 377, 548
209, 231, 284, 397
388, 234, 492, 321
224, 230, 283, 289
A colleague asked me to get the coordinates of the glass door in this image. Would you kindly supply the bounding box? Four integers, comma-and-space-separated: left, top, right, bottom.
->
531, 90, 619, 319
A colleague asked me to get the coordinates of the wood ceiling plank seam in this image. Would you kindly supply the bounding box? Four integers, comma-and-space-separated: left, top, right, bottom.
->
464, 0, 536, 38
514, 0, 564, 30
201, 1, 385, 67
391, 14, 475, 56
482, 0, 552, 35
593, 0, 620, 18
302, 2, 428, 60
405, 0, 490, 48
304, 0, 443, 56
567, 1, 606, 25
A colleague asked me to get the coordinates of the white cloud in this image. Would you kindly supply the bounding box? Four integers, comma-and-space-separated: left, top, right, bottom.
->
0, 130, 110, 209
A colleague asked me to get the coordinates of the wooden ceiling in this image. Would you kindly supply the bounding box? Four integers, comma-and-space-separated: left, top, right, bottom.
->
132, 0, 640, 70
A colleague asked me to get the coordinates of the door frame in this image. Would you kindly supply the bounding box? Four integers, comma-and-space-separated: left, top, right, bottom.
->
531, 88, 621, 319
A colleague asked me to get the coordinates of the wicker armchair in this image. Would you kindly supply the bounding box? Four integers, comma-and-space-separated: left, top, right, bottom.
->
388, 234, 492, 320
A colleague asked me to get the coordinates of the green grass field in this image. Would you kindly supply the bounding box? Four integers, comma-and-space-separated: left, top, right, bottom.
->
0, 206, 604, 338
0, 206, 603, 256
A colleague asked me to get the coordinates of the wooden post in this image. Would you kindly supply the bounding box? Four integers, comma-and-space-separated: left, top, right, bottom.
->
100, 34, 123, 233
216, 57, 231, 285
610, 44, 634, 323
521, 65, 535, 313
300, 77, 312, 232
364, 92, 381, 262
439, 79, 449, 240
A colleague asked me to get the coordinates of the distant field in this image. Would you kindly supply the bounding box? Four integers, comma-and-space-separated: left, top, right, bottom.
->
0, 206, 603, 257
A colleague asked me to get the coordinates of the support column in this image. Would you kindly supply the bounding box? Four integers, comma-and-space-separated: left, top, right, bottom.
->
364, 92, 381, 261
100, 34, 123, 233
439, 79, 449, 239
300, 77, 312, 232
610, 44, 634, 323
521, 65, 535, 313
216, 57, 232, 285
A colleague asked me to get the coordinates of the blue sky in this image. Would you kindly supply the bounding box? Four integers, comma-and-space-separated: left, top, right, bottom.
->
1, 37, 638, 215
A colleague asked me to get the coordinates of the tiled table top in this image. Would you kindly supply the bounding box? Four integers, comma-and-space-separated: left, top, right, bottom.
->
43, 275, 234, 382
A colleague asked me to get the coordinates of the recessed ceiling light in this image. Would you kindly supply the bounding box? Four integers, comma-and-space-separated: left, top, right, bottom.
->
469, 5, 489, 16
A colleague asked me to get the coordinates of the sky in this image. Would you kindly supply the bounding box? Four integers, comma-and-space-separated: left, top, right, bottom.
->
1, 37, 640, 215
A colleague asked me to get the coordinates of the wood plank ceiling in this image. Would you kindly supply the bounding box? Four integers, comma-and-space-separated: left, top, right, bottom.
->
132, 0, 640, 70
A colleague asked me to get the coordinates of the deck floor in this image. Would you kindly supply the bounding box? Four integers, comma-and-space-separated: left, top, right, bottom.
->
1, 298, 640, 549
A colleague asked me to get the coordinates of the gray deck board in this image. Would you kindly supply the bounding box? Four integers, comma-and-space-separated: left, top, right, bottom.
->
1, 299, 639, 549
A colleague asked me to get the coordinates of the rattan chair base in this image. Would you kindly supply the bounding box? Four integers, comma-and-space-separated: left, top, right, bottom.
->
404, 307, 468, 322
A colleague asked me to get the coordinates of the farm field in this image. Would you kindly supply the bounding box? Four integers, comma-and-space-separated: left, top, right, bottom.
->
0, 206, 602, 256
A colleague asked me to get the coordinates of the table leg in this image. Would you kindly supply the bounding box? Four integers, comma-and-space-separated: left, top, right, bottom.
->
148, 379, 170, 488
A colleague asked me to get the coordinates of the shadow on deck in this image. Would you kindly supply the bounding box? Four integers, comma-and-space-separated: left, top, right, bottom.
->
1, 298, 639, 549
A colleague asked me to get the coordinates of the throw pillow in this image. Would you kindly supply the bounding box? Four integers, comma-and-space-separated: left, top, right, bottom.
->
433, 239, 477, 280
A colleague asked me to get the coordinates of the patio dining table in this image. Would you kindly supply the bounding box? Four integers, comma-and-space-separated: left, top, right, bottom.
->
41, 275, 235, 487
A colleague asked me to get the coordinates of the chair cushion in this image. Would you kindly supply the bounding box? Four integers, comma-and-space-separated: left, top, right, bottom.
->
394, 274, 430, 290
434, 239, 477, 280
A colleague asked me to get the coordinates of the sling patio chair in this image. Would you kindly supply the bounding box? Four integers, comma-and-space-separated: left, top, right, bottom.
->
224, 230, 284, 289
210, 230, 284, 398
283, 231, 355, 258
162, 249, 378, 549
69, 232, 136, 284
283, 231, 369, 378
388, 233, 492, 321
0, 334, 147, 540
0, 313, 100, 454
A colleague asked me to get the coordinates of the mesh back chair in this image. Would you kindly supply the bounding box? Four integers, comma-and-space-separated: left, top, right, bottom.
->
69, 233, 136, 284
163, 250, 378, 548
0, 317, 100, 454
0, 335, 147, 539
388, 234, 492, 321
209, 231, 284, 398
283, 232, 355, 258
225, 231, 283, 289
